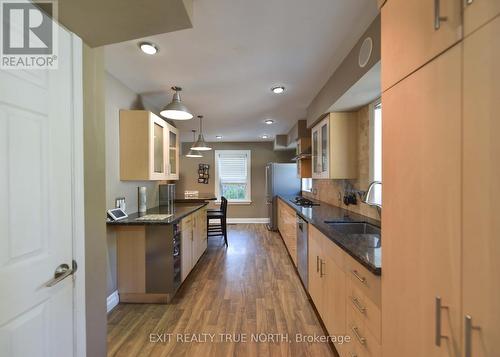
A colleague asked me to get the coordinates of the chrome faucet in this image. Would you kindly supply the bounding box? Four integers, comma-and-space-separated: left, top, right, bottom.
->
362, 181, 382, 209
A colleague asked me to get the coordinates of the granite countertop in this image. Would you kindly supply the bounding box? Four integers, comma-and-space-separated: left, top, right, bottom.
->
279, 195, 381, 275
106, 202, 207, 226
174, 193, 217, 203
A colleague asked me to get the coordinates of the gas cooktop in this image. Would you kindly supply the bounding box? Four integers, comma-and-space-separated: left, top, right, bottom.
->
290, 196, 320, 207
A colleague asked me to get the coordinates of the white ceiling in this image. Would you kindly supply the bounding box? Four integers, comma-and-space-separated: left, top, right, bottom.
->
105, 0, 378, 142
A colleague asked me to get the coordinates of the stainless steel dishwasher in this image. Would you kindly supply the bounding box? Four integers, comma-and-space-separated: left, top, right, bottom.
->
296, 214, 308, 289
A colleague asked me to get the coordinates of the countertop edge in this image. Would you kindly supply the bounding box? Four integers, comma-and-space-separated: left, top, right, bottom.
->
278, 195, 382, 276
106, 202, 208, 226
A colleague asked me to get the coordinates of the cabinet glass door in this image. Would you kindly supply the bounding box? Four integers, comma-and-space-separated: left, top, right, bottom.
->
312, 130, 319, 174
153, 123, 164, 173
169, 130, 177, 175
321, 122, 328, 174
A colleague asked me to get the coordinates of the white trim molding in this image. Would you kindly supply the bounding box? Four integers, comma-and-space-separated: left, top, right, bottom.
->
107, 291, 119, 313
226, 218, 270, 224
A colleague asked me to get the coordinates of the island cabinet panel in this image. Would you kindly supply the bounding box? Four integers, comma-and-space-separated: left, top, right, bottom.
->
381, 44, 462, 357
381, 0, 462, 91
181, 208, 208, 283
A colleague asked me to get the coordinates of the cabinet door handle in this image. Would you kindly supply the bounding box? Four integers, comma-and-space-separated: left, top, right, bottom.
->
316, 256, 320, 273
434, 0, 448, 30
465, 315, 480, 357
320, 259, 325, 277
435, 296, 449, 346
350, 296, 366, 314
351, 270, 367, 285
351, 326, 366, 345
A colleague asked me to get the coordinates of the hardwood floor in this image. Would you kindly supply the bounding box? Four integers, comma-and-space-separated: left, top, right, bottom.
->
107, 224, 335, 357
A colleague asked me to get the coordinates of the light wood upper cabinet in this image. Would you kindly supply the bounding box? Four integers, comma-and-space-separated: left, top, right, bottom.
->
462, 17, 500, 357
119, 110, 179, 181
381, 45, 462, 357
311, 112, 358, 179
464, 0, 500, 36
381, 0, 462, 91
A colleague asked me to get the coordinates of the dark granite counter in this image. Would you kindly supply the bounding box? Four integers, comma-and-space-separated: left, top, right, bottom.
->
279, 195, 381, 275
174, 193, 217, 203
106, 202, 207, 226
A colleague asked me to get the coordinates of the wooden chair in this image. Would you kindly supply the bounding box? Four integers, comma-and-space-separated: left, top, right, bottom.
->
207, 197, 228, 246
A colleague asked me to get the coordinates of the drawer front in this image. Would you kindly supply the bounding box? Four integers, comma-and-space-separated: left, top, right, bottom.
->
347, 278, 381, 342
344, 255, 381, 308
346, 305, 381, 357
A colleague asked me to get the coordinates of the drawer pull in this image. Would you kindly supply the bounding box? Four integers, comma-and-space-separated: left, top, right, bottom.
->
320, 259, 325, 277
351, 270, 367, 285
351, 326, 366, 345
316, 256, 320, 273
350, 296, 366, 314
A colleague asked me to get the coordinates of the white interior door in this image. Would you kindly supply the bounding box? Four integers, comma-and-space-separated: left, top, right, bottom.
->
0, 20, 83, 357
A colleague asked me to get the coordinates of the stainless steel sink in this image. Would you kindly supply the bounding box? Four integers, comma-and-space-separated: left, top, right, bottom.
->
324, 221, 381, 248
324, 221, 380, 235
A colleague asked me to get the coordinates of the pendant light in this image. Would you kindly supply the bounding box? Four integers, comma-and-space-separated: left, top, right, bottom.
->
160, 86, 193, 120
191, 115, 211, 151
186, 130, 203, 158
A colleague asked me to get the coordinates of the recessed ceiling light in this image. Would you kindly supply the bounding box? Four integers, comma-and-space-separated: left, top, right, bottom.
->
264, 119, 275, 125
138, 42, 159, 55
215, 135, 223, 139
261, 135, 269, 139
271, 86, 285, 94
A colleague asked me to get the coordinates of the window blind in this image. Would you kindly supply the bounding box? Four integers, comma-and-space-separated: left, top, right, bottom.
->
217, 153, 248, 183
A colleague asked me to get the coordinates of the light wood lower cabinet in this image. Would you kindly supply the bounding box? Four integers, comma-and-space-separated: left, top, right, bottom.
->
382, 45, 462, 357
277, 198, 297, 265
308, 225, 381, 357
462, 17, 500, 357
181, 208, 208, 282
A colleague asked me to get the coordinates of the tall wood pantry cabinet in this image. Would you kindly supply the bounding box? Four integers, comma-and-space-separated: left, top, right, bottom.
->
381, 1, 500, 356
119, 110, 179, 181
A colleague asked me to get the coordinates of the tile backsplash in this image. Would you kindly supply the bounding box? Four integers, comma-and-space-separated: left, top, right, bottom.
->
303, 105, 380, 221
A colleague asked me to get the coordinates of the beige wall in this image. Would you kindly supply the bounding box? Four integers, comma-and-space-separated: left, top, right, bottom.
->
304, 105, 380, 221
178, 142, 295, 218
104, 73, 162, 296
307, 15, 380, 127
83, 44, 107, 357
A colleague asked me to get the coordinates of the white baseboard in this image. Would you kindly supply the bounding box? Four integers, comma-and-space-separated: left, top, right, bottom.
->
226, 218, 270, 224
107, 290, 119, 313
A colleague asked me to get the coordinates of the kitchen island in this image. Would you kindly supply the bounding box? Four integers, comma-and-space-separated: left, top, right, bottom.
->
107, 203, 208, 303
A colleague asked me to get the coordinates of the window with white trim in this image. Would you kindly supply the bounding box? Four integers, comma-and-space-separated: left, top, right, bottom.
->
214, 150, 251, 203
369, 100, 382, 205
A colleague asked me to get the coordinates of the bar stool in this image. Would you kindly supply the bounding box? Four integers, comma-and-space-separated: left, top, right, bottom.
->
207, 197, 228, 246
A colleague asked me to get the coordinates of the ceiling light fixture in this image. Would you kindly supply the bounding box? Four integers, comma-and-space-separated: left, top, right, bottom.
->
215, 135, 223, 139
138, 41, 159, 55
160, 86, 193, 120
186, 130, 203, 158
261, 135, 269, 139
191, 115, 212, 151
264, 119, 275, 125
271, 86, 285, 94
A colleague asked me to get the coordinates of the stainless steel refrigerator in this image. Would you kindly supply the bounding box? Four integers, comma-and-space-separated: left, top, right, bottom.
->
265, 163, 301, 230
